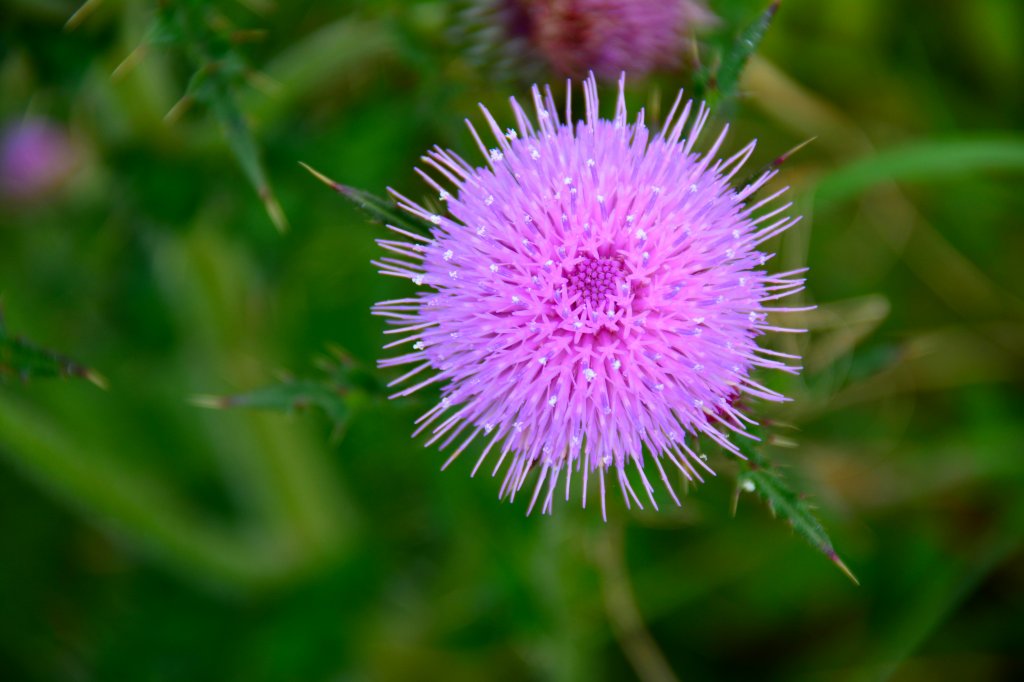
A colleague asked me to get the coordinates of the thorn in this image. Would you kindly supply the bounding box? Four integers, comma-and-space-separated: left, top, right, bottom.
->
761, 419, 800, 431
84, 369, 108, 390
165, 94, 195, 124
767, 434, 798, 448
772, 136, 816, 169
112, 43, 148, 81
259, 185, 289, 233
66, 0, 102, 31
245, 69, 281, 96
730, 482, 741, 517
298, 161, 345, 193
189, 394, 229, 409
828, 551, 860, 586
232, 29, 268, 44
742, 136, 817, 189
689, 29, 701, 69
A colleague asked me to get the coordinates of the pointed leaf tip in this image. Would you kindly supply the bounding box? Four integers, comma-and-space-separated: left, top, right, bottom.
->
261, 189, 289, 233
735, 428, 855, 584
773, 136, 817, 169
190, 394, 228, 409
305, 170, 434, 235
299, 161, 345, 192
84, 369, 109, 390
66, 0, 102, 31
190, 346, 381, 438
1, 324, 105, 387
829, 551, 860, 586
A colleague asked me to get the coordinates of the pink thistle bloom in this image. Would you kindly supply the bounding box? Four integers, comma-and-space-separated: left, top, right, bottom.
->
456, 0, 713, 82
373, 75, 807, 517
529, 0, 714, 79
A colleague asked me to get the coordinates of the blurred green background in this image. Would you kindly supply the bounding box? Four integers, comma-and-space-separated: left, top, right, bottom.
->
2, 0, 1023, 680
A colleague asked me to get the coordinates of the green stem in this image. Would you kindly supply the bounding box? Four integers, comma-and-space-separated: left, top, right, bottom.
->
593, 522, 681, 682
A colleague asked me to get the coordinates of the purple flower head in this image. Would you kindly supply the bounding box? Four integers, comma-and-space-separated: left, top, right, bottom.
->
374, 75, 806, 517
456, 0, 713, 82
0, 119, 79, 202
530, 0, 714, 79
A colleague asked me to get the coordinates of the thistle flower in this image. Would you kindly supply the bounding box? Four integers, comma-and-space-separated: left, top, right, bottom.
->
530, 0, 714, 79
373, 75, 806, 517
456, 0, 713, 81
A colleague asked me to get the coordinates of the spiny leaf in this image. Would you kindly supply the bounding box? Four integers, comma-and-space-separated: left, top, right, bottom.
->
208, 87, 288, 232
300, 162, 433, 236
192, 346, 380, 442
193, 381, 351, 436
733, 425, 858, 584
697, 1, 780, 105
81, 0, 283, 238
0, 312, 106, 388
154, 0, 287, 232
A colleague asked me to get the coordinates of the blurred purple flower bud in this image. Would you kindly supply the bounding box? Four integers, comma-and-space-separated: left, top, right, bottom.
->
456, 0, 714, 81
0, 119, 80, 202
530, 0, 715, 79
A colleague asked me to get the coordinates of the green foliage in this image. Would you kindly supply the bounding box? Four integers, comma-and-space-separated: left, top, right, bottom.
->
2, 0, 1024, 680
111, 0, 290, 231
733, 426, 858, 584
194, 346, 381, 441
300, 162, 434, 236
694, 1, 779, 106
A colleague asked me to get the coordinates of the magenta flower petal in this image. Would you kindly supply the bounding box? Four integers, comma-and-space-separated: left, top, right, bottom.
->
373, 75, 806, 516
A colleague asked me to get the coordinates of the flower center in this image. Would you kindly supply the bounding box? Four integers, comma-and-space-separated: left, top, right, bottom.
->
566, 256, 623, 310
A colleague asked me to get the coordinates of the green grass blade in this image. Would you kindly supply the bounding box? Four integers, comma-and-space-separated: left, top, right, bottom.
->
815, 135, 1024, 208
